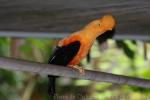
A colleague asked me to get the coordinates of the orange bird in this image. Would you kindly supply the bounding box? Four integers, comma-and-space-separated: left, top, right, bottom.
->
48, 15, 116, 97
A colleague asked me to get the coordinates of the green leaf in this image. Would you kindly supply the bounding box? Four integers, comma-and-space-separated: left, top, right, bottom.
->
0, 69, 17, 86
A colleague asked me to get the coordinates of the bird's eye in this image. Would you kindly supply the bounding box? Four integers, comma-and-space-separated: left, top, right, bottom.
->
98, 23, 101, 27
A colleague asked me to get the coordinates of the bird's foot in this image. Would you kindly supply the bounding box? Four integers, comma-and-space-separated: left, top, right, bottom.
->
69, 65, 85, 75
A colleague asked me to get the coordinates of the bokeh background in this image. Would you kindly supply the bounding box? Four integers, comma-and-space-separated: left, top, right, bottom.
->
0, 37, 149, 100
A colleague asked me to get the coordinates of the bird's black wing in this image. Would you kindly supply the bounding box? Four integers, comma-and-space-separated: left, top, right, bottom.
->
48, 41, 80, 98
49, 41, 81, 66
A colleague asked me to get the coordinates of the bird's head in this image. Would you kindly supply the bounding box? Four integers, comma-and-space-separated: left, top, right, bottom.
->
84, 15, 116, 35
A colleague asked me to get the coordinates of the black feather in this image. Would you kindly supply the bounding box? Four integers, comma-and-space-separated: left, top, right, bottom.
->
48, 41, 80, 98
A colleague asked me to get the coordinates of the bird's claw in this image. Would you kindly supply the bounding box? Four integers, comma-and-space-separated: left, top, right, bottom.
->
69, 65, 85, 75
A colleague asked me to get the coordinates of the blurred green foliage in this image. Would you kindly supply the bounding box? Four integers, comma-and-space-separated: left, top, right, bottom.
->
0, 37, 149, 100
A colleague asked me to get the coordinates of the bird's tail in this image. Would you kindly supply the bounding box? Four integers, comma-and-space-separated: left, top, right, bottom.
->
48, 75, 56, 99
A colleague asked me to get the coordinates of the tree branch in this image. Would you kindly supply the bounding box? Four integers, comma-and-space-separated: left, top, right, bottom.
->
0, 57, 149, 88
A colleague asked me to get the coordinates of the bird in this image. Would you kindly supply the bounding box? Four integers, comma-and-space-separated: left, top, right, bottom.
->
48, 15, 116, 98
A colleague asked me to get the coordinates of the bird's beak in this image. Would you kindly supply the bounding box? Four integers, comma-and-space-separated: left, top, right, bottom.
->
108, 28, 113, 31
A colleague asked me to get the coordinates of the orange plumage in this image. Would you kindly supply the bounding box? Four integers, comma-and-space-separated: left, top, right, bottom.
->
58, 15, 116, 67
